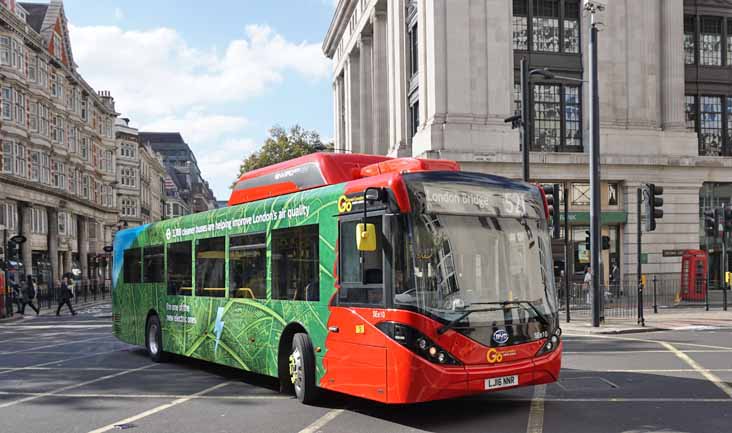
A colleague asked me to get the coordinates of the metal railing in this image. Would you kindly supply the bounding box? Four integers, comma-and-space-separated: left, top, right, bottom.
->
559, 273, 729, 323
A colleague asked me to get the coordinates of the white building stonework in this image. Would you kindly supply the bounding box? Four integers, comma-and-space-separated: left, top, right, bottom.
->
0, 1, 118, 285
324, 0, 732, 283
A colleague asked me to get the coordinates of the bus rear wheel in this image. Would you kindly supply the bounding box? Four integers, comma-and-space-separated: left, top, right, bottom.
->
289, 333, 319, 404
146, 315, 167, 363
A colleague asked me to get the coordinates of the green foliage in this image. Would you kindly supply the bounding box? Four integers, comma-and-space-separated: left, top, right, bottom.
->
236, 125, 333, 183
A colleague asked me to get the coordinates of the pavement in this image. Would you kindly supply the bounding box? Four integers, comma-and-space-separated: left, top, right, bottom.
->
562, 308, 732, 334
0, 304, 731, 433
0, 297, 112, 322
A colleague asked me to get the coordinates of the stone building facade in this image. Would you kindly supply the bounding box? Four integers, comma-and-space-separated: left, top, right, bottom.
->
324, 0, 732, 283
114, 118, 166, 227
0, 1, 118, 286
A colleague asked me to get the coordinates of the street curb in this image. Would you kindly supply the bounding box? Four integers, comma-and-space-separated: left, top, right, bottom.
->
563, 326, 670, 335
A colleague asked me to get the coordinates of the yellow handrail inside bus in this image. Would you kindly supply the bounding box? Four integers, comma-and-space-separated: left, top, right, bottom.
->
235, 288, 256, 299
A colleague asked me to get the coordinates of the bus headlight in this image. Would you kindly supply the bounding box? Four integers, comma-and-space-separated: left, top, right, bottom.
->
376, 322, 461, 366
535, 334, 560, 357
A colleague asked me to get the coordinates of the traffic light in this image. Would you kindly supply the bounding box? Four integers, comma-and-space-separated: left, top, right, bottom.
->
6, 240, 18, 261
725, 206, 732, 233
704, 208, 719, 239
644, 183, 664, 232
602, 235, 610, 250
542, 184, 561, 239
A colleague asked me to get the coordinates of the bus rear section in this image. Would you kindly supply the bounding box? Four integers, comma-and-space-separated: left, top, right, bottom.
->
322, 170, 561, 404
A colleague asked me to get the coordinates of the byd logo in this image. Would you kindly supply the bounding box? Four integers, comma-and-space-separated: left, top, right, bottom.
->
493, 329, 509, 344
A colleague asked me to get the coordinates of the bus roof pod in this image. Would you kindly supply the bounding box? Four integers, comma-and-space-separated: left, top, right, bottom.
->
227, 152, 460, 207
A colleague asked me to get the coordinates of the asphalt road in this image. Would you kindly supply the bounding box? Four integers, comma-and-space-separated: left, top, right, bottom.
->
0, 304, 731, 433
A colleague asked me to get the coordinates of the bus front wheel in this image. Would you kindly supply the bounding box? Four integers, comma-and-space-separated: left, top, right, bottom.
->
289, 333, 318, 404
146, 315, 167, 363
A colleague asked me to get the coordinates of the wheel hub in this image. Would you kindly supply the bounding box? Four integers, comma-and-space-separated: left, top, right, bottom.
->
148, 324, 159, 355
289, 347, 303, 390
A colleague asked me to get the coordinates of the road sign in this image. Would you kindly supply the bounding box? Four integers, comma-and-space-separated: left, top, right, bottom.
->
662, 249, 686, 257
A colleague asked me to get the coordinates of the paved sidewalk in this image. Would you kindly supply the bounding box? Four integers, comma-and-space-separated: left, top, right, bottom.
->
562, 308, 732, 334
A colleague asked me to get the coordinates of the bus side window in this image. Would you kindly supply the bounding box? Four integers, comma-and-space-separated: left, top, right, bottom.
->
229, 233, 266, 299
195, 237, 226, 298
123, 248, 141, 284
167, 240, 192, 296
338, 217, 384, 306
143, 245, 164, 284
271, 225, 319, 302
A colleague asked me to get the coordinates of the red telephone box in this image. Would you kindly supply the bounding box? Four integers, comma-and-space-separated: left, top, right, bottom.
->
680, 250, 707, 301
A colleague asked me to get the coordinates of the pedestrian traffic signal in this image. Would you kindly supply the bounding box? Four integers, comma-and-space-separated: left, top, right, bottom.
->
542, 184, 561, 239
704, 208, 719, 239
644, 183, 664, 232
602, 235, 610, 250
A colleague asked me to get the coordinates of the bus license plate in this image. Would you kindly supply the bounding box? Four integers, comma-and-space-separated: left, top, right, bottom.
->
485, 375, 518, 390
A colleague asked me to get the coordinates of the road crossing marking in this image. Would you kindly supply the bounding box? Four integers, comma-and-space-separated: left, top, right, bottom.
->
86, 381, 232, 433
0, 390, 288, 400
0, 349, 123, 376
660, 341, 732, 399
0, 335, 109, 355
0, 363, 157, 408
526, 384, 546, 433
298, 409, 345, 433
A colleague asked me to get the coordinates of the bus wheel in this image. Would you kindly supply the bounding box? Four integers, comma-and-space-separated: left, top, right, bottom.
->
290, 333, 319, 404
146, 315, 167, 363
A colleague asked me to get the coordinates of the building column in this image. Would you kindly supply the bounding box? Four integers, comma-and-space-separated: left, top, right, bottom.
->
20, 203, 32, 276
78, 215, 88, 282
47, 207, 59, 283
333, 77, 342, 152
345, 49, 361, 153
359, 34, 374, 154
660, 0, 685, 130
63, 245, 72, 276
371, 8, 389, 156
387, 0, 409, 156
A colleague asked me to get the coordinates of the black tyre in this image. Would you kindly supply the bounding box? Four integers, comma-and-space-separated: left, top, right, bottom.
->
289, 333, 319, 404
145, 315, 167, 362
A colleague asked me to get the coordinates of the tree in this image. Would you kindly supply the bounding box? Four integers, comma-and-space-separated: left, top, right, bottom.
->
235, 125, 332, 182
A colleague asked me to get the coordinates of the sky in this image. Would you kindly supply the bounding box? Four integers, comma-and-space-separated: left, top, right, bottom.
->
59, 0, 339, 201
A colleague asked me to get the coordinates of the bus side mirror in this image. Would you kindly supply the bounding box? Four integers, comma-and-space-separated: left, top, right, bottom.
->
356, 223, 376, 252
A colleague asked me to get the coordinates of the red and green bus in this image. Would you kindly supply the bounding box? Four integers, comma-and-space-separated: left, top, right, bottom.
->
112, 153, 561, 404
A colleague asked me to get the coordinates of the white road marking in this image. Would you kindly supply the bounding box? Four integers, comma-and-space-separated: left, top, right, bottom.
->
592, 369, 732, 373
298, 409, 345, 433
0, 349, 124, 376
0, 335, 109, 355
0, 363, 156, 408
660, 341, 732, 399
563, 349, 732, 354
2, 324, 111, 330
86, 382, 232, 433
0, 390, 287, 400
526, 385, 546, 433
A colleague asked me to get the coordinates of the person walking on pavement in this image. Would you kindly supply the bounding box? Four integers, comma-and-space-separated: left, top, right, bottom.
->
19, 275, 40, 315
56, 275, 76, 316
583, 266, 592, 304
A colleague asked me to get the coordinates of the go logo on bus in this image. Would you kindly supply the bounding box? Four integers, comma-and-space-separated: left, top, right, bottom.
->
486, 348, 504, 364
337, 195, 353, 213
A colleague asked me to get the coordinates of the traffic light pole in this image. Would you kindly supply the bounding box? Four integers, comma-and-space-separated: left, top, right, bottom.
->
564, 188, 570, 323
521, 57, 530, 182
637, 187, 645, 327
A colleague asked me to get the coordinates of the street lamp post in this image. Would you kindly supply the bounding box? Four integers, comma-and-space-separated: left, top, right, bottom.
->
585, 0, 605, 327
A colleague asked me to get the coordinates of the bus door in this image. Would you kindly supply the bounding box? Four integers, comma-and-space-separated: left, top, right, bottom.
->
326, 214, 388, 402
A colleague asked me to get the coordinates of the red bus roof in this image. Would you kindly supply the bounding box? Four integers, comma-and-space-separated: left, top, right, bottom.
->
227, 152, 459, 206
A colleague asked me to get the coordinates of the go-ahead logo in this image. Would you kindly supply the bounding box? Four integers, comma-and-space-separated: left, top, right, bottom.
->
492, 329, 509, 344
486, 348, 504, 364
337, 195, 353, 213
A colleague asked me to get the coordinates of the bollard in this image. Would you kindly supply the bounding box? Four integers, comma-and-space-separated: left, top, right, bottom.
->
653, 276, 658, 314
725, 283, 728, 312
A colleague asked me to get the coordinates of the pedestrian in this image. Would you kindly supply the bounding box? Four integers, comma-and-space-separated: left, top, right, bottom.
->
610, 261, 621, 297
19, 275, 40, 315
56, 275, 76, 316
583, 266, 592, 304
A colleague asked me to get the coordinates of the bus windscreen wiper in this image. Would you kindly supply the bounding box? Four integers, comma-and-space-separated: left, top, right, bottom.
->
436, 308, 502, 335
468, 300, 550, 326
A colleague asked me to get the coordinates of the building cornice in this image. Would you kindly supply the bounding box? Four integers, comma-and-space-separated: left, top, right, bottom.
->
322, 0, 357, 58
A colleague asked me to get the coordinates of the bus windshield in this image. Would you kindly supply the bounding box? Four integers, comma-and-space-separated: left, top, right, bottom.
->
395, 179, 558, 345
